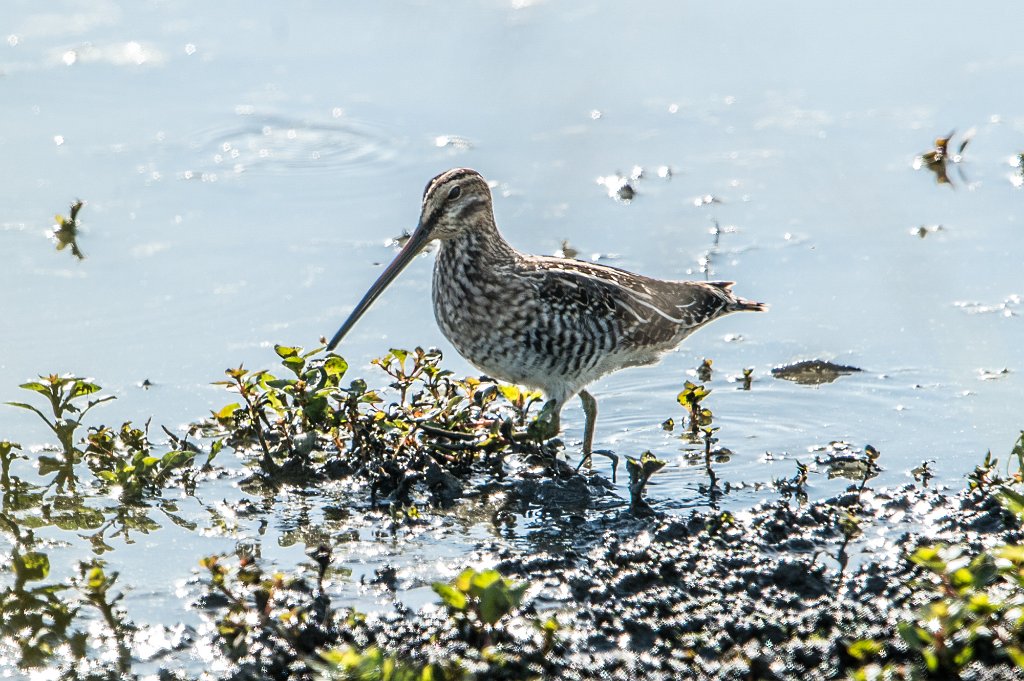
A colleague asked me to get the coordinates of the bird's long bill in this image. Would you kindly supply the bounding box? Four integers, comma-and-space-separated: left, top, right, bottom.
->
325, 224, 433, 351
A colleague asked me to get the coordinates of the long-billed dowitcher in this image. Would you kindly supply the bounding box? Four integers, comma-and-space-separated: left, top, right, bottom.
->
327, 168, 766, 463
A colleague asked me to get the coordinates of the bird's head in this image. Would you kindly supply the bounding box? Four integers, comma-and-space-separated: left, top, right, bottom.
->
325, 168, 493, 351
416, 167, 494, 241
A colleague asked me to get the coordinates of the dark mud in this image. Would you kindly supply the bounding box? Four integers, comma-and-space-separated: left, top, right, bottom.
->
193, 463, 1024, 681
342, 479, 1022, 680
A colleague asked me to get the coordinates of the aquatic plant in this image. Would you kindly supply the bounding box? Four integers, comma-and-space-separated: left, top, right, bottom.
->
893, 539, 1024, 677
205, 344, 565, 502
913, 129, 971, 186
696, 358, 713, 382
625, 450, 667, 516
6, 375, 115, 491
50, 199, 85, 260
84, 421, 201, 501
432, 568, 529, 642
740, 367, 754, 391
677, 380, 712, 437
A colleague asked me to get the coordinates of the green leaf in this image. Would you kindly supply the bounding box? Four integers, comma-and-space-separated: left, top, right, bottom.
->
208, 439, 224, 465
1011, 431, 1024, 473
997, 545, 1024, 564
432, 582, 467, 611
274, 345, 300, 359
999, 487, 1024, 517
70, 381, 101, 398
846, 638, 882, 662
468, 569, 502, 595
305, 395, 329, 424
897, 621, 926, 651
282, 355, 305, 376
162, 450, 194, 469
1007, 646, 1024, 669
215, 403, 240, 421
86, 566, 106, 590
15, 551, 50, 581
909, 546, 946, 573
6, 401, 50, 420
950, 567, 974, 590
454, 568, 476, 593
640, 451, 667, 474
478, 579, 526, 626
18, 382, 51, 394
323, 355, 348, 379
498, 385, 521, 402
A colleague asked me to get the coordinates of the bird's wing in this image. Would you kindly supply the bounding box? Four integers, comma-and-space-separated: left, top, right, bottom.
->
516, 256, 735, 348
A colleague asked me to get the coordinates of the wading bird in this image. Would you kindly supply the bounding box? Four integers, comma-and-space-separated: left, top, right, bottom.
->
327, 168, 765, 465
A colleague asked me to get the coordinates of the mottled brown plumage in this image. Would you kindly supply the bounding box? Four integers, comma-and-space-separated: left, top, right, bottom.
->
328, 168, 766, 461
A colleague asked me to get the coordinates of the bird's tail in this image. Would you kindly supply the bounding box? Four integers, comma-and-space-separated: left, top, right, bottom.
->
707, 281, 769, 313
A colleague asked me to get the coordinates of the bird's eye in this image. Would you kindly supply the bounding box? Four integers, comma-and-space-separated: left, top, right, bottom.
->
447, 186, 462, 200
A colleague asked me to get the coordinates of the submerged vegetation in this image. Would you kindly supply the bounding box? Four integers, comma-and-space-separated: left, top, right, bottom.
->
1, 346, 1024, 679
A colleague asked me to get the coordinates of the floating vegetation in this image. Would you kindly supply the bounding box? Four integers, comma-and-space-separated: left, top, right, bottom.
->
810, 440, 882, 483
910, 223, 944, 238
49, 199, 85, 260
771, 359, 862, 385
596, 171, 637, 202
913, 129, 972, 186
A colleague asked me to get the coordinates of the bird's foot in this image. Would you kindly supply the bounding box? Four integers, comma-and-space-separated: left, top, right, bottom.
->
576, 449, 619, 482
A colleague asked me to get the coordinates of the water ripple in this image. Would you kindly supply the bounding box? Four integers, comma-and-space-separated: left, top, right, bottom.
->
193, 114, 402, 177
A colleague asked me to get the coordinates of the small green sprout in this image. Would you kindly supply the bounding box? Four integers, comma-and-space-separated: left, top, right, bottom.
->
741, 367, 754, 391
432, 567, 528, 629
677, 381, 712, 436
696, 358, 713, 382
625, 451, 666, 516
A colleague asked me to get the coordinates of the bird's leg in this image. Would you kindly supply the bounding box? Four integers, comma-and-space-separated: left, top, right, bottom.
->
576, 390, 618, 478
579, 390, 597, 461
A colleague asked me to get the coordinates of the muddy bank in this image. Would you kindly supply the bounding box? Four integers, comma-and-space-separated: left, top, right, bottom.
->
192, 452, 1024, 681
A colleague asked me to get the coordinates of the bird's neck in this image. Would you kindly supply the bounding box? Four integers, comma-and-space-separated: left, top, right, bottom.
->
437, 218, 518, 273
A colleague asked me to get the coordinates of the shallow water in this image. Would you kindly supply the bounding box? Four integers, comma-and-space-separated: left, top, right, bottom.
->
1, 0, 1023, 674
